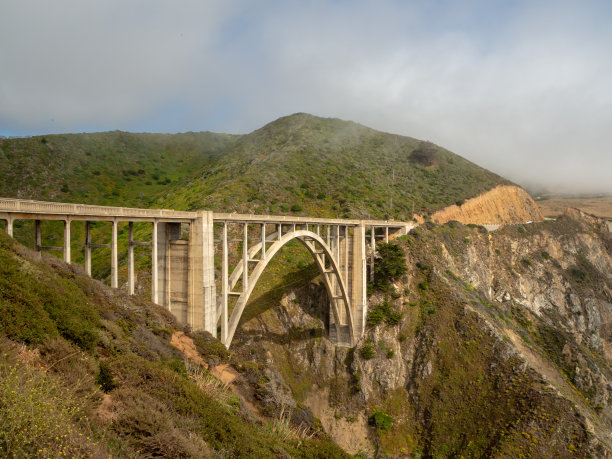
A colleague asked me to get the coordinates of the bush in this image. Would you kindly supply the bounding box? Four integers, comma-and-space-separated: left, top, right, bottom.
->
369, 410, 393, 431
366, 300, 402, 327
191, 331, 230, 362
96, 360, 117, 392
290, 203, 303, 212
360, 342, 375, 360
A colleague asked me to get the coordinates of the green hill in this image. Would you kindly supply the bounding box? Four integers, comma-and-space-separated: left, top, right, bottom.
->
162, 113, 511, 219
0, 130, 237, 208
1, 113, 510, 220
0, 113, 512, 287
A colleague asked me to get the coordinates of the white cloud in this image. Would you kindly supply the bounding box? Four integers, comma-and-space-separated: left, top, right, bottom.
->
1, 0, 611, 193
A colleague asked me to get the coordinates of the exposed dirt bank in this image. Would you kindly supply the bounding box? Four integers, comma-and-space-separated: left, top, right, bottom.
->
430, 185, 544, 225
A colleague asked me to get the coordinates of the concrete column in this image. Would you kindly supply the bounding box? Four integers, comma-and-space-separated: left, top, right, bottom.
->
261, 223, 266, 260
35, 220, 41, 252
385, 227, 389, 243
335, 225, 340, 264
221, 222, 229, 344
202, 212, 216, 336
316, 224, 320, 236
128, 222, 134, 295
277, 223, 282, 241
351, 223, 367, 340
344, 226, 349, 288
152, 220, 158, 303
326, 225, 330, 247
84, 221, 91, 276
243, 223, 249, 293
111, 220, 118, 289
370, 227, 375, 282
6, 217, 13, 237
162, 222, 180, 311
188, 211, 216, 335
63, 219, 71, 264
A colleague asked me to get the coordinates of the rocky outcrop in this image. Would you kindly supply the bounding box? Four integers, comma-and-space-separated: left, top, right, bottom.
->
430, 185, 544, 225
231, 210, 612, 457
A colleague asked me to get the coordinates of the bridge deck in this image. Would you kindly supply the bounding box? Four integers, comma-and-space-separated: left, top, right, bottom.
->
0, 197, 195, 222
0, 197, 414, 229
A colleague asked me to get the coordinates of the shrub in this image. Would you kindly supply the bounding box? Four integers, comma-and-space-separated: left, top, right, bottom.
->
191, 331, 230, 362
369, 410, 393, 431
360, 342, 375, 360
571, 268, 586, 283
96, 360, 117, 393
290, 203, 303, 212
366, 300, 402, 327
541, 251, 551, 260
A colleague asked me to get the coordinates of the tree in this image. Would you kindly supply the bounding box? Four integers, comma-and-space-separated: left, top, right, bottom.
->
373, 242, 407, 290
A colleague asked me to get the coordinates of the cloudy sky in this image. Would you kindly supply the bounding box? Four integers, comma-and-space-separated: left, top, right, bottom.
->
1, 0, 611, 194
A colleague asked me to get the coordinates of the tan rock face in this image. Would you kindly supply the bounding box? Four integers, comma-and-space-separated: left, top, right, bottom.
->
430, 185, 544, 225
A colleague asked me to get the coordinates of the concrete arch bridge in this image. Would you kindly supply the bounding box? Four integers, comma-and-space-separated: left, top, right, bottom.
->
0, 198, 415, 348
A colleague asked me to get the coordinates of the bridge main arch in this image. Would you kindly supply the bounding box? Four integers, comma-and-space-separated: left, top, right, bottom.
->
220, 229, 354, 348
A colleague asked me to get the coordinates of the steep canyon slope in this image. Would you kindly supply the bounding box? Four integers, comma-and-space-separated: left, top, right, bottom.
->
230, 210, 612, 457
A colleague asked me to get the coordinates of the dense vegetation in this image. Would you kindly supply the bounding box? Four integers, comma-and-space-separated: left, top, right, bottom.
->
0, 130, 237, 207
163, 113, 511, 219
1, 113, 510, 220
0, 231, 348, 457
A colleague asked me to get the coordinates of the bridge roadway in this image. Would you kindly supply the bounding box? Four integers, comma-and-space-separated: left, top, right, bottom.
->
0, 198, 415, 348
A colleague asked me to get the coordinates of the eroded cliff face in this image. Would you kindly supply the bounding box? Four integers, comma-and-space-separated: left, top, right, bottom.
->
231, 210, 612, 457
429, 185, 544, 225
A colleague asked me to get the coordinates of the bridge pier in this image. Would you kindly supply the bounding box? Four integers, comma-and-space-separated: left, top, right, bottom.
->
111, 220, 118, 289
351, 223, 367, 338
6, 216, 13, 237
85, 221, 92, 276
63, 219, 71, 264
128, 222, 135, 295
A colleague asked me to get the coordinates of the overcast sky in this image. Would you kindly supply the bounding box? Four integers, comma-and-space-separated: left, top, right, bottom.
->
1, 0, 611, 194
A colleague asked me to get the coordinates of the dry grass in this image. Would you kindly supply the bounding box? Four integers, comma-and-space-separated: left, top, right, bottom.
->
186, 362, 239, 410
537, 196, 612, 219
265, 404, 314, 442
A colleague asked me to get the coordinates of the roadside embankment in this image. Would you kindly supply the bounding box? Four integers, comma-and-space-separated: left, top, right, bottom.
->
430, 185, 544, 224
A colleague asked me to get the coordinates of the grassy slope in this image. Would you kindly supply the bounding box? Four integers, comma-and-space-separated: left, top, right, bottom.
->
161, 113, 512, 219
0, 230, 349, 458
0, 130, 237, 208
0, 114, 510, 219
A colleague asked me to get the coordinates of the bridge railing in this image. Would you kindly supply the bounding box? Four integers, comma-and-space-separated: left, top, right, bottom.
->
0, 197, 197, 220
